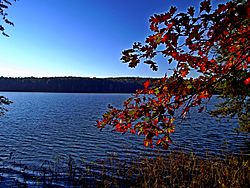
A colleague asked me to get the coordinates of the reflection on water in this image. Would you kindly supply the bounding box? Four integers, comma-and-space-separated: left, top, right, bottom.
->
0, 92, 249, 185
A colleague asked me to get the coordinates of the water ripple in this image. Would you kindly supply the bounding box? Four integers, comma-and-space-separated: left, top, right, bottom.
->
0, 92, 249, 185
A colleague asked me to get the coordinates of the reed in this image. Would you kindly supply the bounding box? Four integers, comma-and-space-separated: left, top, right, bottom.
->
0, 151, 249, 187
127, 151, 249, 188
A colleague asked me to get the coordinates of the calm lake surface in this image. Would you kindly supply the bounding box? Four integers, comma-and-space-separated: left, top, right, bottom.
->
0, 92, 249, 185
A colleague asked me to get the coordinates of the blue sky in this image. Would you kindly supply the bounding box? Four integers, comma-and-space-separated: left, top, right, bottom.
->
0, 0, 228, 78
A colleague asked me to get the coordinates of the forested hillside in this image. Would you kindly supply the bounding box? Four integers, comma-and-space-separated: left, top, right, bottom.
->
0, 77, 154, 93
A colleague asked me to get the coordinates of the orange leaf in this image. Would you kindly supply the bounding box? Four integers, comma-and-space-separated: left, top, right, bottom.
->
144, 80, 150, 89
156, 139, 162, 145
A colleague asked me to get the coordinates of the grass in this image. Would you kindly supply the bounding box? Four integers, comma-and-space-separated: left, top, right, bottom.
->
127, 151, 249, 188
0, 150, 249, 187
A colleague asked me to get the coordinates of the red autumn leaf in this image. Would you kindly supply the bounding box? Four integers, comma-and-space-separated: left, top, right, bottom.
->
143, 80, 150, 89
156, 139, 162, 145
198, 50, 203, 56
171, 51, 178, 58
217, 4, 227, 13
115, 124, 121, 132
126, 123, 132, 129
169, 6, 177, 15
200, 0, 211, 13
167, 22, 174, 29
198, 91, 210, 99
130, 129, 136, 134
168, 137, 173, 143
146, 35, 155, 43
96, 120, 102, 128
150, 16, 160, 24
210, 59, 216, 64
200, 64, 206, 72
161, 34, 168, 43
243, 77, 250, 85
152, 118, 158, 126
188, 6, 195, 16
118, 113, 125, 119
180, 69, 188, 77
185, 107, 190, 112
150, 24, 158, 31
162, 13, 171, 20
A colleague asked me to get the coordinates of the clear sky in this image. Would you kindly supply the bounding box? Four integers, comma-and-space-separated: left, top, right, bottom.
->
0, 0, 228, 78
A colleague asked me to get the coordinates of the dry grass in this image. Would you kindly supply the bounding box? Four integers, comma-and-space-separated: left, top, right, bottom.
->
1, 151, 249, 187
126, 151, 249, 188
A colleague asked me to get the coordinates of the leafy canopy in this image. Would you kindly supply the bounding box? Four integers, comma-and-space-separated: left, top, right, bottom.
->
97, 0, 250, 148
0, 0, 15, 37
0, 0, 15, 115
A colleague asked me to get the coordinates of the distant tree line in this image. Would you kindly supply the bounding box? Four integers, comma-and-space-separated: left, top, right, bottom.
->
0, 77, 156, 93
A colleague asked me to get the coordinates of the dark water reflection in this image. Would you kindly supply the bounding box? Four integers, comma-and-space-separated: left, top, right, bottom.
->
0, 92, 249, 185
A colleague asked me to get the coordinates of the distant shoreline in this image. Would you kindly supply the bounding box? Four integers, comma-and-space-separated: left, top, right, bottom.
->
0, 76, 156, 93
0, 91, 134, 94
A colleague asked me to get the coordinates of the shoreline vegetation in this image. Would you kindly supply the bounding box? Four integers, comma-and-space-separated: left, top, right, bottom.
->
0, 76, 226, 94
0, 150, 249, 187
0, 76, 151, 93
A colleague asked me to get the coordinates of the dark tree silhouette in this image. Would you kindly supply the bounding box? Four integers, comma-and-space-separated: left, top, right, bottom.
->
0, 0, 15, 37
0, 0, 15, 115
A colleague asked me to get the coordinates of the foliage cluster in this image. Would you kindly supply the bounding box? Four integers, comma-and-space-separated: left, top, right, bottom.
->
0, 0, 15, 37
0, 0, 15, 115
0, 95, 12, 115
98, 0, 250, 148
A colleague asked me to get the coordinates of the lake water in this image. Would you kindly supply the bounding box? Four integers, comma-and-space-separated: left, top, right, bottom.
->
0, 92, 249, 185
